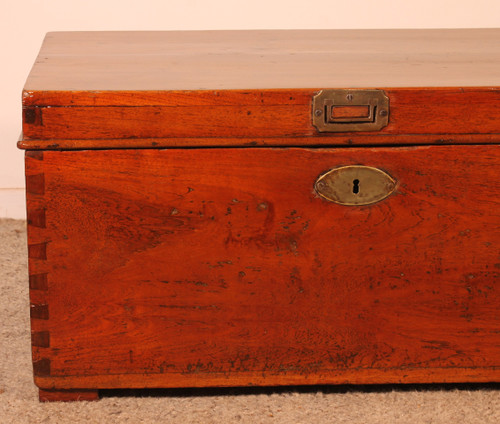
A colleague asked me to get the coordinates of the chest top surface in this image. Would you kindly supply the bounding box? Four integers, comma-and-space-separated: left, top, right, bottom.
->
25, 29, 500, 91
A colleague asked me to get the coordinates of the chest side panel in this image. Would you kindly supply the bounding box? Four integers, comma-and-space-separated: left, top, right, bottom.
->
26, 146, 500, 388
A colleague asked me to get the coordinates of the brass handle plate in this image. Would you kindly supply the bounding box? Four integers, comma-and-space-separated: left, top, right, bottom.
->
312, 89, 389, 132
315, 165, 396, 206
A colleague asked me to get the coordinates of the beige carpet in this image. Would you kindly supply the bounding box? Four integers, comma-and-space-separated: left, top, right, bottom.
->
1, 218, 498, 423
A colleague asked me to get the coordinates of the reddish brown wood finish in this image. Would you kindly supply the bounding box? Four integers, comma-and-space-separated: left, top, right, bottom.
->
38, 389, 99, 402
23, 30, 500, 91
16, 134, 500, 150
20, 88, 500, 145
21, 29, 500, 401
26, 145, 500, 393
20, 30, 500, 148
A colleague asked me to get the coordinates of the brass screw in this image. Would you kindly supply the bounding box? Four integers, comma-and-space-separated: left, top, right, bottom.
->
379, 110, 388, 117
346, 94, 354, 101
314, 109, 322, 116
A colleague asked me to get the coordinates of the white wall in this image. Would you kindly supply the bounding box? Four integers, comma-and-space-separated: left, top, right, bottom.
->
2, 0, 499, 218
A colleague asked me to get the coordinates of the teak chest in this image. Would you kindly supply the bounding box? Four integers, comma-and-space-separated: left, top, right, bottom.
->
20, 29, 500, 402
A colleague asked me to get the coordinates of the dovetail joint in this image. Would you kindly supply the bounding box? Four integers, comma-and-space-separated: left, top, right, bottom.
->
29, 273, 49, 291
26, 174, 45, 196
27, 208, 46, 228
30, 304, 49, 320
23, 107, 42, 125
32, 331, 50, 348
28, 243, 47, 260
25, 151, 44, 161
33, 358, 51, 376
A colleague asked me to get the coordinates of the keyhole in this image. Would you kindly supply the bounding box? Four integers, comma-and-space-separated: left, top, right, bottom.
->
352, 179, 360, 194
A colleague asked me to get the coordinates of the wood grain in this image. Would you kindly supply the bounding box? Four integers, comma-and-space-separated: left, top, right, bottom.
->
26, 151, 51, 392
38, 389, 99, 402
34, 367, 499, 390
20, 29, 500, 148
20, 88, 500, 144
24, 29, 500, 91
17, 134, 500, 150
26, 145, 500, 390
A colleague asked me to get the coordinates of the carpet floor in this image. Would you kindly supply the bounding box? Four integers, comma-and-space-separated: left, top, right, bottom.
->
1, 218, 498, 423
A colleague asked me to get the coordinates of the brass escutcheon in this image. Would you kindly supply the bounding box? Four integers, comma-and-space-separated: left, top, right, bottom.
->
315, 165, 396, 206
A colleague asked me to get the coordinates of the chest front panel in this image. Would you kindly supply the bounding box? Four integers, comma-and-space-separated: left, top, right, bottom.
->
26, 146, 500, 388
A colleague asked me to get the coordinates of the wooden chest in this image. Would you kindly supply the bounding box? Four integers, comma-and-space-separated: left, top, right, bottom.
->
20, 30, 500, 402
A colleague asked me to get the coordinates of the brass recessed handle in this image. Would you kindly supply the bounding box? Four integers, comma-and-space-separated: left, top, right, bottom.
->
315, 165, 396, 206
312, 89, 389, 133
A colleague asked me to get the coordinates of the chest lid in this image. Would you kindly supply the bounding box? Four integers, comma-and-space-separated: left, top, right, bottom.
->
20, 29, 500, 150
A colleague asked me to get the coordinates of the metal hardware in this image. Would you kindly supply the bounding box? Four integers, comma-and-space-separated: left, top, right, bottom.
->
312, 89, 389, 132
315, 165, 396, 206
